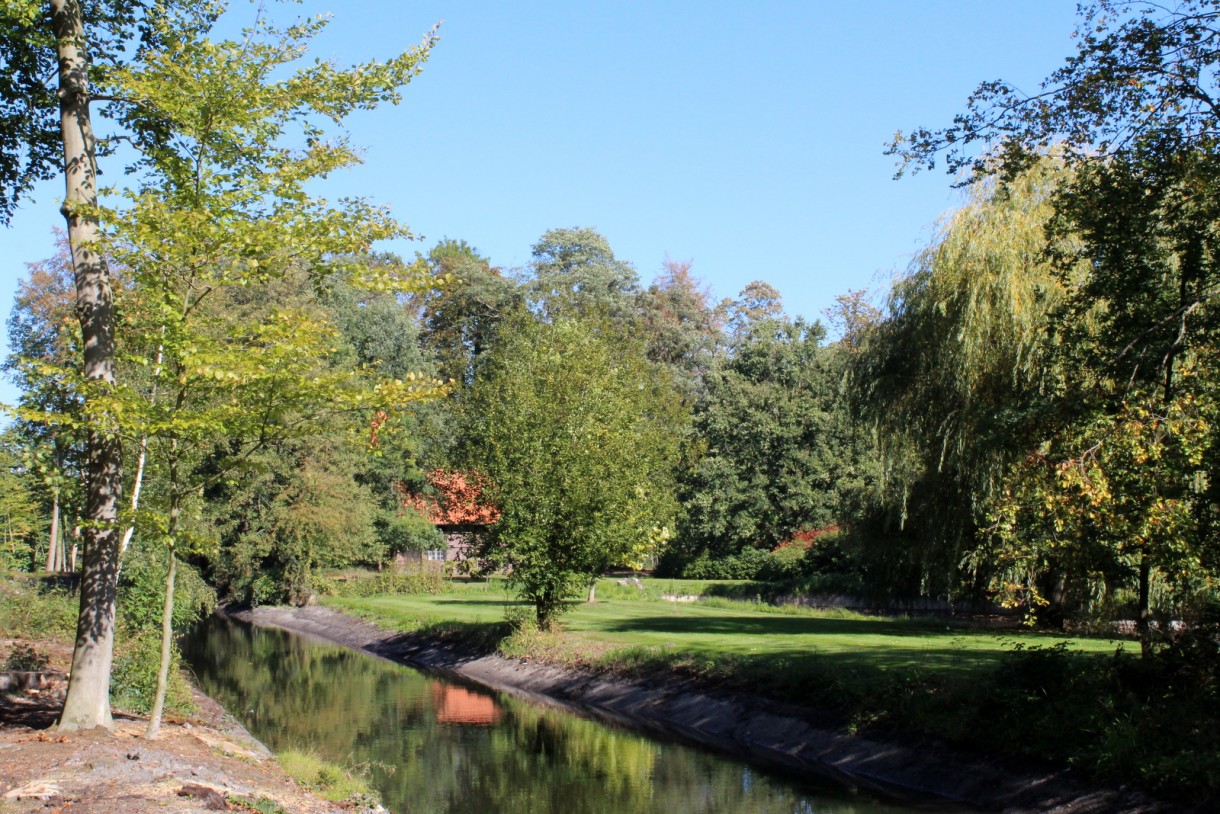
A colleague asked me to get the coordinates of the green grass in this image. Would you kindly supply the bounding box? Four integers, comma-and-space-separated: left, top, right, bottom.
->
328, 577, 1121, 695
276, 748, 378, 804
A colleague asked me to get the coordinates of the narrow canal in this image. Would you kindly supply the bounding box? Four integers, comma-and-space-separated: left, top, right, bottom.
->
183, 617, 944, 814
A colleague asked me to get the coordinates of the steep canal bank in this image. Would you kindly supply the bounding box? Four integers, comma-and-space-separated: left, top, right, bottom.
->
229, 604, 1175, 814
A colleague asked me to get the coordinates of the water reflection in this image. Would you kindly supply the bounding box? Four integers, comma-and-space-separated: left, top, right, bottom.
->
183, 617, 919, 814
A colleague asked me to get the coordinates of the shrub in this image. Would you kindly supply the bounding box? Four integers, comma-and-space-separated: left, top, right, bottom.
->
3, 642, 49, 671
755, 545, 806, 582
682, 547, 771, 580
110, 541, 215, 715
0, 575, 77, 639
313, 568, 445, 599
111, 626, 195, 715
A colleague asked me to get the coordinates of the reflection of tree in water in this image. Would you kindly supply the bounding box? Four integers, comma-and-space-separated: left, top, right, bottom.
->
183, 619, 905, 814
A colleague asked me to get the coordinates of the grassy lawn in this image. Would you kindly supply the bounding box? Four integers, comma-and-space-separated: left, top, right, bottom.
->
327, 577, 1123, 693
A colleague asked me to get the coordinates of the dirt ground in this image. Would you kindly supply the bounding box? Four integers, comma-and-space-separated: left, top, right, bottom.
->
0, 638, 351, 814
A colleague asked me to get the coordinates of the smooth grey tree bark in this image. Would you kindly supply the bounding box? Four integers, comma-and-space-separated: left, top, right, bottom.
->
45, 494, 59, 572
51, 0, 123, 732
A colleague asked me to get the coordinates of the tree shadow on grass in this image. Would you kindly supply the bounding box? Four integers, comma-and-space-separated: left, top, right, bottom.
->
601, 611, 973, 641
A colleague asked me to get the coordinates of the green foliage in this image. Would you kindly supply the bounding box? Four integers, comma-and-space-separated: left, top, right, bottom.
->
415, 239, 521, 389
120, 537, 217, 631
676, 317, 867, 564
208, 433, 387, 606
111, 624, 194, 715
891, 1, 1220, 180
636, 258, 722, 400
527, 227, 640, 323
915, 633, 1220, 804
0, 0, 217, 222
382, 507, 445, 555
680, 547, 772, 581
111, 536, 215, 714
3, 642, 49, 671
975, 149, 1220, 624
0, 575, 76, 639
848, 160, 1078, 601
675, 542, 847, 583
721, 280, 783, 339
462, 311, 682, 627
0, 430, 42, 571
313, 569, 445, 599
885, 1, 1220, 627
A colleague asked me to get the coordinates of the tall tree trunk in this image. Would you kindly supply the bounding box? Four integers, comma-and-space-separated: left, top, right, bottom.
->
144, 543, 176, 738
45, 494, 59, 573
586, 578, 597, 603
1137, 549, 1152, 659
146, 454, 180, 740
120, 342, 163, 565
57, 522, 67, 572
53, 0, 123, 732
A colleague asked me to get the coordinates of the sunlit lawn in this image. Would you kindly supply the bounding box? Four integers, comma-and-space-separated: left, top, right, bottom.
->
327, 578, 1125, 689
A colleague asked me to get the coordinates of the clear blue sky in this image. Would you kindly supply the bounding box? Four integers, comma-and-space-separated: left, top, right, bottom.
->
0, 0, 1082, 409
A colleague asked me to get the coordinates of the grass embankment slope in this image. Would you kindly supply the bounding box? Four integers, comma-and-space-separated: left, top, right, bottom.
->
330, 578, 1218, 808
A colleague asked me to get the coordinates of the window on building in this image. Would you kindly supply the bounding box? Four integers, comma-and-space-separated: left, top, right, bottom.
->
424, 548, 446, 561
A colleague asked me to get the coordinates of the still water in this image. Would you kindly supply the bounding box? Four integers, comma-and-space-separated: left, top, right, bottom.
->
183, 617, 933, 814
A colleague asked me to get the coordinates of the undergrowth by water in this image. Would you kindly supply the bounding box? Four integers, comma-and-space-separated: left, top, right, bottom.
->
276, 747, 382, 805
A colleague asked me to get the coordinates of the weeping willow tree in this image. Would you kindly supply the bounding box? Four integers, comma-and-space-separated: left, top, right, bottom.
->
849, 158, 1086, 601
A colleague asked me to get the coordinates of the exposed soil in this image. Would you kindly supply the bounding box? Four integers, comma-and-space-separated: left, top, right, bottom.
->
235, 604, 1189, 814
0, 637, 356, 814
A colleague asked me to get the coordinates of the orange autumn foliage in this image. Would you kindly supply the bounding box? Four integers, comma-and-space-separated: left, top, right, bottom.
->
402, 469, 500, 526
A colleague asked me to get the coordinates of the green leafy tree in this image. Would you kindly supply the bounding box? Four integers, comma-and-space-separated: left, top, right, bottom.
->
890, 0, 1220, 180
414, 239, 520, 389
0, 0, 222, 730
976, 149, 1220, 635
676, 316, 863, 564
3, 4, 442, 734
323, 272, 442, 556
463, 312, 681, 626
104, 8, 440, 735
527, 227, 640, 323
0, 429, 43, 570
720, 280, 784, 340
890, 0, 1220, 628
207, 430, 383, 607
3, 241, 84, 572
636, 258, 722, 401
